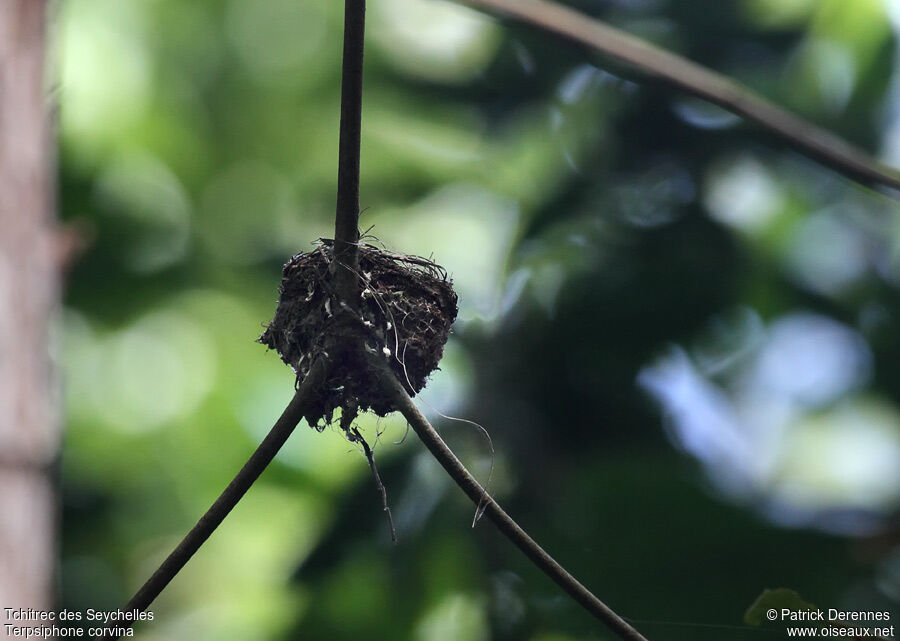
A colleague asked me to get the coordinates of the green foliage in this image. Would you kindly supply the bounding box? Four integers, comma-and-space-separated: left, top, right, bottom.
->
57, 0, 900, 639
745, 588, 817, 626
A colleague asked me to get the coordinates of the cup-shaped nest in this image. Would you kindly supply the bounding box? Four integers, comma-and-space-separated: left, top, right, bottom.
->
260, 241, 458, 425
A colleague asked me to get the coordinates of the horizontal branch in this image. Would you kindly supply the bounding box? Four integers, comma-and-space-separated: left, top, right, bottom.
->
455, 0, 900, 194
95, 359, 330, 641
379, 368, 649, 641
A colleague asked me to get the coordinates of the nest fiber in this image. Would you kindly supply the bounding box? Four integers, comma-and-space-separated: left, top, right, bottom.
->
260, 241, 458, 425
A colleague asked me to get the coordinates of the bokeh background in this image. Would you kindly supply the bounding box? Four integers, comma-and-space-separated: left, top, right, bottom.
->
55, 0, 900, 639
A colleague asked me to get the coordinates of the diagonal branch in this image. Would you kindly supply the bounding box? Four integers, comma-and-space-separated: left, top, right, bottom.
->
453, 0, 900, 194
94, 358, 330, 640
378, 367, 650, 641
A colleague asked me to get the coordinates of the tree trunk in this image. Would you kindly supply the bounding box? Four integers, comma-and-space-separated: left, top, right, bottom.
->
0, 0, 59, 617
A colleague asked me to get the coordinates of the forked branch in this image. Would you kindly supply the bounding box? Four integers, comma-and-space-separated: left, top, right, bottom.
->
330, 0, 648, 636
454, 0, 900, 194
98, 3, 650, 641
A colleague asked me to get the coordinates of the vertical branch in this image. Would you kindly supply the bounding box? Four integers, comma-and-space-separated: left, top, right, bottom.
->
332, 0, 367, 302
331, 0, 399, 543
0, 0, 59, 616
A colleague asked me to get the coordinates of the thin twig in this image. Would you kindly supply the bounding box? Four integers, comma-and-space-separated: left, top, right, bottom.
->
454, 0, 900, 194
350, 426, 398, 542
333, 0, 367, 302
94, 359, 329, 640
377, 365, 650, 641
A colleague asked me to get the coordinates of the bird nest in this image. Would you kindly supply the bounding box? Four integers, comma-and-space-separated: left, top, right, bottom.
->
260, 240, 458, 427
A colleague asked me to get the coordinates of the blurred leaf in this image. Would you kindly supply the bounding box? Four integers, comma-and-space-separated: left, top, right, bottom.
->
744, 588, 817, 626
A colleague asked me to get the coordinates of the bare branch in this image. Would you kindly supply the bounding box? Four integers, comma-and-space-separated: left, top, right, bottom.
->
95, 359, 330, 640
378, 367, 650, 641
454, 0, 900, 194
333, 0, 367, 301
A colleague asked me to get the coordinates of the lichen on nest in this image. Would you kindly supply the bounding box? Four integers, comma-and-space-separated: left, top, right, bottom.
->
260, 239, 458, 427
